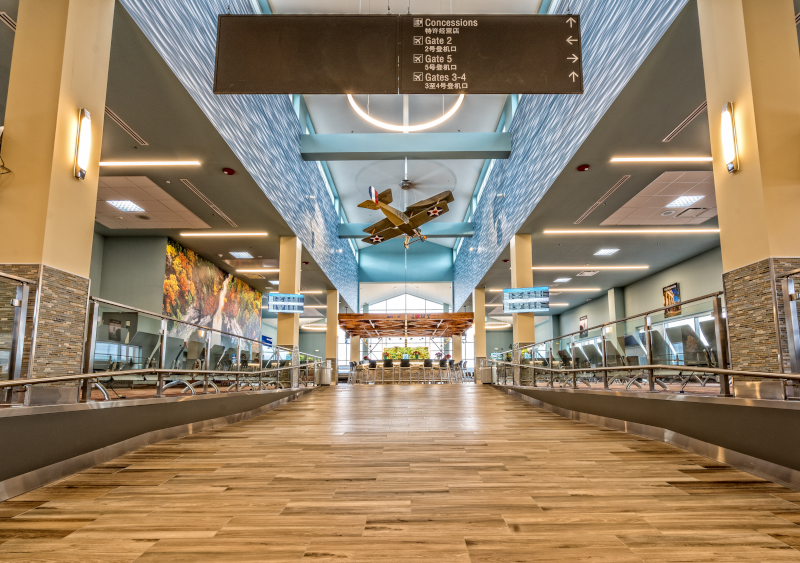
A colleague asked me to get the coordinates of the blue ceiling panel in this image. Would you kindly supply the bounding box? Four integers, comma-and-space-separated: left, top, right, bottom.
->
117, 0, 358, 310
452, 0, 688, 309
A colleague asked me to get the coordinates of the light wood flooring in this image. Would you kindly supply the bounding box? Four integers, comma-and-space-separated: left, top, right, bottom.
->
3, 385, 800, 562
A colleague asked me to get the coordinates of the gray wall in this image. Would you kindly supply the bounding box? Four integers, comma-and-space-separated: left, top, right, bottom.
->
559, 294, 611, 335
487, 329, 513, 353
99, 237, 168, 314
89, 232, 105, 298
299, 330, 326, 357
623, 246, 723, 314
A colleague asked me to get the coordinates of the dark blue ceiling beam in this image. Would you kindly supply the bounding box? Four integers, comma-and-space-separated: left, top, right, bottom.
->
301, 132, 511, 161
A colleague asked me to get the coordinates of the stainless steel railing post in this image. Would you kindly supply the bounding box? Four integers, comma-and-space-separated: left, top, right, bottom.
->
82, 298, 98, 376
713, 295, 732, 397
156, 374, 164, 397
159, 319, 168, 369
646, 316, 655, 392
6, 282, 29, 403
601, 331, 609, 390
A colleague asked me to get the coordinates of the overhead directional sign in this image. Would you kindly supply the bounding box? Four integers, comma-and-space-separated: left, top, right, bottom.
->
214, 14, 582, 95
399, 15, 583, 94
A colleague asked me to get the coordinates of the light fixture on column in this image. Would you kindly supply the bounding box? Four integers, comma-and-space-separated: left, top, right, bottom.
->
74, 109, 91, 179
721, 102, 739, 173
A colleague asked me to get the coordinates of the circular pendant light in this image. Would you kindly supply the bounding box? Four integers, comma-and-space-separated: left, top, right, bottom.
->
347, 94, 465, 133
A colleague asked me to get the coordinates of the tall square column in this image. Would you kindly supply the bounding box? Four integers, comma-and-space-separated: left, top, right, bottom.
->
473, 287, 486, 378
0, 0, 115, 378
326, 289, 338, 385
698, 0, 800, 372
511, 234, 535, 385
278, 236, 301, 385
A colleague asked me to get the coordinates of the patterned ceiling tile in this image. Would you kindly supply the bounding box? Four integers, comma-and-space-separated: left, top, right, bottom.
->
452, 0, 689, 309
117, 0, 359, 310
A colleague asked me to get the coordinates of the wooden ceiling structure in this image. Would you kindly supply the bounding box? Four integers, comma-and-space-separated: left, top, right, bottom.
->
338, 313, 474, 338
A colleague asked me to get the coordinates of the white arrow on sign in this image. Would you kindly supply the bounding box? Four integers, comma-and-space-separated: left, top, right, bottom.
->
566, 36, 578, 45
566, 16, 576, 28
569, 71, 579, 82
568, 54, 579, 63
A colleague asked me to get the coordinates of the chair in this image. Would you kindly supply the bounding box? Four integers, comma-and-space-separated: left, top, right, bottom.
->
367, 360, 378, 384
437, 359, 449, 383
347, 361, 357, 384
399, 359, 412, 384
421, 359, 434, 383
382, 359, 395, 384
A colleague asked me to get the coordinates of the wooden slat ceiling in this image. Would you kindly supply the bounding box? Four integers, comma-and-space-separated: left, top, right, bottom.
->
338, 313, 474, 338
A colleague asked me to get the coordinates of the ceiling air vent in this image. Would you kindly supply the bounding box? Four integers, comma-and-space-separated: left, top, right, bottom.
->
577, 271, 599, 277
0, 12, 16, 31
180, 178, 238, 227
574, 175, 631, 225
104, 107, 148, 145
663, 101, 707, 142
675, 207, 708, 218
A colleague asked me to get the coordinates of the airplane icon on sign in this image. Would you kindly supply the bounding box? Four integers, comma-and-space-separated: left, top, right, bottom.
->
413, 36, 423, 45
414, 54, 422, 63
413, 72, 423, 81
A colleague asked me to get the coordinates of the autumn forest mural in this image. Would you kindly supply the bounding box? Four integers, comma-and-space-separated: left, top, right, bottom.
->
163, 239, 261, 340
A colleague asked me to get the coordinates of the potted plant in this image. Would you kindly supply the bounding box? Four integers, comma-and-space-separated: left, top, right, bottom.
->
445, 354, 451, 360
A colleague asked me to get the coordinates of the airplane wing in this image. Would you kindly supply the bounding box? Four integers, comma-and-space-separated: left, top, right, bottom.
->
363, 218, 394, 235
408, 201, 450, 229
361, 227, 404, 245
404, 190, 454, 214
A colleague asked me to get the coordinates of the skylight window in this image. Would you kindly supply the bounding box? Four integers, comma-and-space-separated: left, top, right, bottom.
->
594, 248, 619, 256
106, 200, 144, 212
230, 251, 253, 259
666, 195, 704, 208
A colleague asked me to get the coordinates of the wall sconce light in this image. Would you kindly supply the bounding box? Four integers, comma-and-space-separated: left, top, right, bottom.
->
721, 102, 739, 173
74, 109, 91, 179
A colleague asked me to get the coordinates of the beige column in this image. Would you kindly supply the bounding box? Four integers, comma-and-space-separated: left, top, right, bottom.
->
511, 234, 536, 344
698, 0, 800, 372
326, 289, 339, 385
277, 236, 301, 350
473, 288, 486, 377
0, 0, 115, 379
453, 333, 463, 362
350, 334, 361, 364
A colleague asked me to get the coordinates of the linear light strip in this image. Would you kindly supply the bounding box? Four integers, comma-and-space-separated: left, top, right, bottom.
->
347, 93, 464, 133
237, 269, 280, 273
610, 157, 712, 162
99, 160, 200, 166
180, 232, 267, 237
532, 266, 648, 270
544, 229, 719, 234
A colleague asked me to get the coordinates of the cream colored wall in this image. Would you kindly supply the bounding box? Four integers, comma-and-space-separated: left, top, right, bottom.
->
0, 0, 114, 277
698, 0, 800, 272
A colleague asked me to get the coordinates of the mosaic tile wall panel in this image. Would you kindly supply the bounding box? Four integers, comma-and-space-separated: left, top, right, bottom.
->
453, 0, 688, 308
117, 0, 358, 310
0, 264, 40, 379
722, 259, 780, 373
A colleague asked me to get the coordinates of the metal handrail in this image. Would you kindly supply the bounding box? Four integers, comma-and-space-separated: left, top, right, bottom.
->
1, 361, 326, 404
524, 291, 724, 348
0, 271, 36, 285
91, 297, 269, 348
488, 359, 800, 382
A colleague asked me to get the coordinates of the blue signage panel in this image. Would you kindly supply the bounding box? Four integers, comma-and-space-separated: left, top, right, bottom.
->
267, 293, 304, 314
261, 335, 273, 347
503, 287, 549, 313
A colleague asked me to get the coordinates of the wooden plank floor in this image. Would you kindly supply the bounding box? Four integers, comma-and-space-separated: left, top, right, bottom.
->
3, 385, 800, 562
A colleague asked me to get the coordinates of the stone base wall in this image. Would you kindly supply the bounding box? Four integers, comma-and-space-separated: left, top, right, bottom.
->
0, 264, 89, 380
722, 257, 800, 373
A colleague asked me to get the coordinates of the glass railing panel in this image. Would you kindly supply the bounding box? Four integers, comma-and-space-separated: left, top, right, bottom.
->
0, 278, 21, 382
164, 320, 207, 370
92, 304, 163, 372
208, 330, 238, 371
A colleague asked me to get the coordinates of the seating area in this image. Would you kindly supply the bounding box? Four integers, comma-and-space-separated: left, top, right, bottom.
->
346, 359, 469, 384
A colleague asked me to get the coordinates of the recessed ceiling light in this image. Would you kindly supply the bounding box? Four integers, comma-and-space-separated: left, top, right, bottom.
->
544, 229, 719, 234
487, 289, 504, 292
549, 303, 569, 306
533, 266, 647, 270
301, 291, 323, 294
594, 248, 619, 256
577, 271, 599, 276
553, 278, 572, 283
230, 251, 253, 259
268, 280, 279, 284
304, 304, 327, 308
99, 160, 201, 166
180, 232, 268, 237
107, 200, 144, 212
549, 292, 562, 296
666, 195, 705, 208
610, 157, 712, 162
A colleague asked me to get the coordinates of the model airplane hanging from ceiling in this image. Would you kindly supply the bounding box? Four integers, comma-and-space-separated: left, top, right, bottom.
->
359, 186, 454, 249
